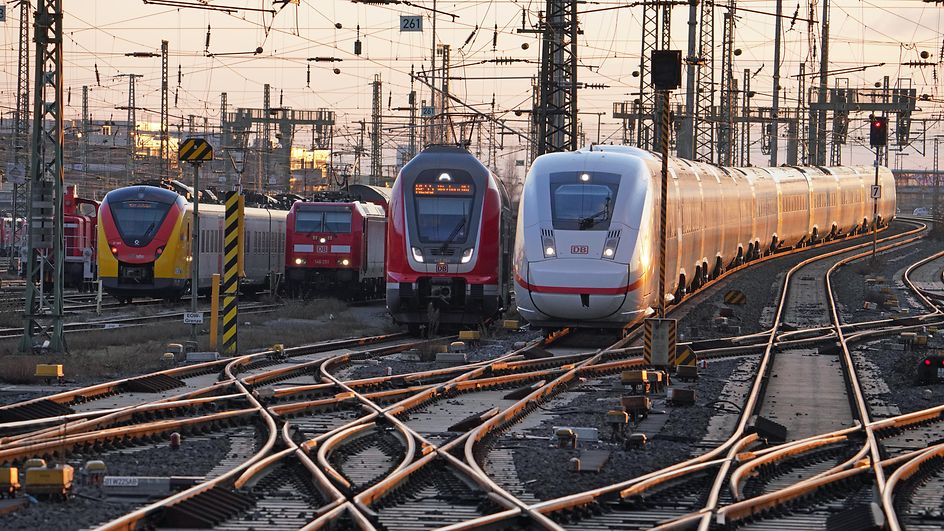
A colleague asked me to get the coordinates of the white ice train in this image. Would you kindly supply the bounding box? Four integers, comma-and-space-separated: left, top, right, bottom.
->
513, 146, 897, 329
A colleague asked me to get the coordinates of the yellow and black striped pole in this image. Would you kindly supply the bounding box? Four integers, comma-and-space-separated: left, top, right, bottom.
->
222, 191, 241, 355
658, 89, 670, 318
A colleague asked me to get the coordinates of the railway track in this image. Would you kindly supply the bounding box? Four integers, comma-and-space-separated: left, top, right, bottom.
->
4, 220, 944, 530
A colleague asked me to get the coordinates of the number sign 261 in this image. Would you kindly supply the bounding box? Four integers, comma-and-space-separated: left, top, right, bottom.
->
400, 15, 423, 32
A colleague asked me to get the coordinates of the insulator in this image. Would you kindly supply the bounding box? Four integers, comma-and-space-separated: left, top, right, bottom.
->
355, 25, 362, 56
205, 25, 211, 51
463, 26, 477, 47
95, 64, 101, 86
493, 24, 498, 50
178, 65, 182, 86
174, 88, 178, 106
306, 64, 311, 86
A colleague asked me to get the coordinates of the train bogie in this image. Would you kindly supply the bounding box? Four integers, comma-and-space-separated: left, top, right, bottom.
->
515, 146, 897, 328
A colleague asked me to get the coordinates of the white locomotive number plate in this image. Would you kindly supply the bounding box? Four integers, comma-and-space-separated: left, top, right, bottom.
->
436, 262, 448, 273
316, 245, 328, 253
571, 245, 589, 254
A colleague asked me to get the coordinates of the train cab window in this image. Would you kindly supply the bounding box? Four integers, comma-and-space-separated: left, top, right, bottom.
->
295, 208, 352, 234
549, 172, 620, 231
324, 211, 351, 233
109, 199, 172, 247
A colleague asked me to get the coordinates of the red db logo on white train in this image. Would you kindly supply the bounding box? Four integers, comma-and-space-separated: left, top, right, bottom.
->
571, 245, 589, 255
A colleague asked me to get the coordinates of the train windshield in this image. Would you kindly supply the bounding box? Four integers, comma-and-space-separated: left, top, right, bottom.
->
295, 209, 352, 233
550, 172, 620, 231
414, 196, 473, 244
109, 200, 172, 246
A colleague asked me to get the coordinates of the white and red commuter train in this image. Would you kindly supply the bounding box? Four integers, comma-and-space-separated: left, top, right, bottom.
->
514, 145, 897, 329
386, 145, 513, 332
285, 192, 388, 298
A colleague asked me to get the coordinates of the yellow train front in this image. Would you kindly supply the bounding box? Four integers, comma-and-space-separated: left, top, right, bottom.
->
98, 185, 287, 301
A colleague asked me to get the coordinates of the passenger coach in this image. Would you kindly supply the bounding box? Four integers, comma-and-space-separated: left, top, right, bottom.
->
386, 145, 513, 332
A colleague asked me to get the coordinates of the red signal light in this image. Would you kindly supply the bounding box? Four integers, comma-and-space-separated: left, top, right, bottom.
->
110, 246, 118, 254
925, 359, 932, 366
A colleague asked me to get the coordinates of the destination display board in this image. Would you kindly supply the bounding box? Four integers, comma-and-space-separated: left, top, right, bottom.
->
414, 182, 473, 196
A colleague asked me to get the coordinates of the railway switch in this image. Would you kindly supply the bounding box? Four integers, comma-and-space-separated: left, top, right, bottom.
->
556, 428, 577, 449
621, 396, 652, 424
82, 460, 107, 486
621, 370, 651, 394
606, 409, 629, 440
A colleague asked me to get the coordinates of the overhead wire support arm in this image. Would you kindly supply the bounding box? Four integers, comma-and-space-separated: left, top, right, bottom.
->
350, 0, 459, 20
141, 0, 275, 14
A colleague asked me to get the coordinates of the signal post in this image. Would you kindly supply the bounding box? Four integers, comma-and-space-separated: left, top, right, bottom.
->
869, 116, 887, 261
644, 50, 682, 369
178, 138, 213, 342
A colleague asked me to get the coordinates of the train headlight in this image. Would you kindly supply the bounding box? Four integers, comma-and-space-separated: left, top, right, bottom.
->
602, 237, 619, 259
110, 246, 118, 255
542, 235, 557, 259
460, 248, 473, 264
341, 258, 350, 266
319, 237, 327, 244
294, 257, 306, 265
155, 246, 165, 259
411, 247, 424, 263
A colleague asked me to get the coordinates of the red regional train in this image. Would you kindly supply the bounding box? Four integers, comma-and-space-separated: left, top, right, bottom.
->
284, 187, 389, 298
386, 145, 513, 333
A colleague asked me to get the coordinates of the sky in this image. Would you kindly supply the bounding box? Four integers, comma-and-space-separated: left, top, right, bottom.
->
0, 0, 942, 169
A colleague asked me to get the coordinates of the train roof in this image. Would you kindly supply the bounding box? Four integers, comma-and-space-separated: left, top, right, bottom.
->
348, 184, 392, 206
103, 185, 181, 204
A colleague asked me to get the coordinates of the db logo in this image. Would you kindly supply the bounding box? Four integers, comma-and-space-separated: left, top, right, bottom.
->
571, 245, 589, 254
316, 245, 328, 253
436, 262, 448, 273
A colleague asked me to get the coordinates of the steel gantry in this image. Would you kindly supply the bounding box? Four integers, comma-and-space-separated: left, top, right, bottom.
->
226, 106, 335, 191
160, 40, 170, 179
717, 2, 737, 166
693, 0, 714, 162
20, 0, 65, 352
10, 0, 32, 265
116, 73, 142, 179
536, 0, 578, 155
371, 74, 383, 185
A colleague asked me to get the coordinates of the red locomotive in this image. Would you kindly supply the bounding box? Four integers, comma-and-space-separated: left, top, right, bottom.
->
63, 185, 100, 288
386, 145, 513, 333
284, 189, 388, 298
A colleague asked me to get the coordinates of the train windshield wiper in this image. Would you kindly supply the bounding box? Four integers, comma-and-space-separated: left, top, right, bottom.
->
440, 218, 466, 254
577, 198, 610, 230
141, 221, 156, 240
